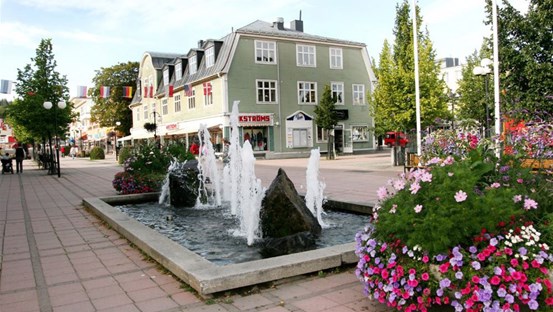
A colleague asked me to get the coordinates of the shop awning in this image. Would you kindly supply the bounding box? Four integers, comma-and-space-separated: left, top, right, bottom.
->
117, 135, 133, 142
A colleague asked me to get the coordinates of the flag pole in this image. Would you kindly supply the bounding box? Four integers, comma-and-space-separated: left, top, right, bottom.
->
412, 0, 422, 156
492, 0, 501, 156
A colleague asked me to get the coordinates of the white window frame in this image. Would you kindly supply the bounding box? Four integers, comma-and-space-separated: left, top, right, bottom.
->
256, 79, 278, 104
188, 89, 196, 109
189, 55, 197, 75
162, 99, 168, 115
205, 47, 215, 68
351, 125, 369, 142
316, 126, 328, 143
143, 104, 148, 120
298, 81, 317, 104
136, 107, 140, 121
174, 94, 181, 112
296, 44, 316, 67
175, 62, 182, 81
204, 89, 213, 106
330, 47, 343, 69
352, 84, 366, 105
163, 69, 169, 86
331, 82, 344, 105
292, 129, 309, 147
255, 40, 277, 64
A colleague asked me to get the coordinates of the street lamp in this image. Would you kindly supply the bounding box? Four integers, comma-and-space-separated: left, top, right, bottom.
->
115, 121, 121, 159
43, 100, 66, 177
151, 110, 161, 148
473, 58, 492, 138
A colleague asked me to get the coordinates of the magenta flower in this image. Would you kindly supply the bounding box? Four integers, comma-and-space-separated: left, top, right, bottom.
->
454, 190, 467, 202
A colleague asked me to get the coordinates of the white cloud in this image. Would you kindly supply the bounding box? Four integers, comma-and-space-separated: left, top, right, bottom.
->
0, 22, 49, 49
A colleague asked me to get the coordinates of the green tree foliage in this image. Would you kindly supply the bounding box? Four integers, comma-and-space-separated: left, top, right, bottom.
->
456, 46, 493, 126
90, 62, 138, 136
486, 0, 553, 118
369, 0, 449, 135
314, 85, 338, 159
6, 39, 71, 143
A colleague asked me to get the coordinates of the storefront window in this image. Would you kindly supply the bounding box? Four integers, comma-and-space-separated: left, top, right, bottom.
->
293, 129, 308, 147
316, 126, 328, 142
243, 127, 268, 151
352, 125, 369, 142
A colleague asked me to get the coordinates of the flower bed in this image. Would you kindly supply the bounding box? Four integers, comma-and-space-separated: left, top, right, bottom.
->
356, 127, 553, 311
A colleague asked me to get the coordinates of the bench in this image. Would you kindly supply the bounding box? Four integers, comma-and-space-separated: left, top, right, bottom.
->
404, 152, 426, 173
520, 158, 553, 174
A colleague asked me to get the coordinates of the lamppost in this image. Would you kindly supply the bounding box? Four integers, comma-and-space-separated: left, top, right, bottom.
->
473, 58, 492, 138
151, 110, 161, 148
115, 121, 121, 159
43, 100, 66, 178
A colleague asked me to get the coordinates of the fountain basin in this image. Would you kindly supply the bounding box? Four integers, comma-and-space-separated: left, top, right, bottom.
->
83, 193, 373, 297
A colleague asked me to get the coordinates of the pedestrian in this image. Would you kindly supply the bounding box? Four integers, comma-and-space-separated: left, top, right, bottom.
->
60, 145, 66, 157
189, 141, 199, 156
70, 146, 77, 159
15, 143, 26, 173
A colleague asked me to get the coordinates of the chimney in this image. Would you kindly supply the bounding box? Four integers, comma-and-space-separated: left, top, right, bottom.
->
273, 17, 285, 30
290, 19, 303, 32
198, 40, 204, 48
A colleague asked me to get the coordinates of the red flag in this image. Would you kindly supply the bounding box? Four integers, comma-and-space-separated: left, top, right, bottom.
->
168, 85, 174, 97
149, 85, 154, 98
203, 82, 212, 95
143, 86, 148, 98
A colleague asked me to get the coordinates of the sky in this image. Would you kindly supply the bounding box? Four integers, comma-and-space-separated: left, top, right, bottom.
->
0, 0, 529, 100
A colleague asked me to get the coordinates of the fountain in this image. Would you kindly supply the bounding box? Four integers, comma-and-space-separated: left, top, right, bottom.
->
83, 100, 372, 296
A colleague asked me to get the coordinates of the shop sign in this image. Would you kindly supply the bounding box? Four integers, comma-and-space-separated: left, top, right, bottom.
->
165, 123, 177, 130
238, 114, 273, 126
333, 109, 349, 120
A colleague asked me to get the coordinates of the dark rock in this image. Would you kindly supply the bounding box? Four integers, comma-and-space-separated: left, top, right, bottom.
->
259, 231, 317, 257
260, 168, 321, 239
169, 160, 200, 207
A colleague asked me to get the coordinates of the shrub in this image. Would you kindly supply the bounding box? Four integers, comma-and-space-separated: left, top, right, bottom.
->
356, 125, 553, 311
89, 147, 105, 160
112, 171, 160, 194
118, 146, 132, 165
112, 142, 194, 194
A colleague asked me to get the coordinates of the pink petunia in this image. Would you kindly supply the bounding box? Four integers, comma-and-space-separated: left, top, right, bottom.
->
422, 272, 430, 281
513, 194, 522, 203
490, 182, 501, 188
414, 204, 423, 213
454, 190, 468, 202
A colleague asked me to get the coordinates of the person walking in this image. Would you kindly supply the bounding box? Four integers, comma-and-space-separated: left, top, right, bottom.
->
70, 145, 77, 159
15, 143, 26, 173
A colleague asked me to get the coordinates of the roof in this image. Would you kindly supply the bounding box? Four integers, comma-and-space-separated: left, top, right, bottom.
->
236, 20, 366, 47
145, 51, 182, 69
141, 19, 368, 100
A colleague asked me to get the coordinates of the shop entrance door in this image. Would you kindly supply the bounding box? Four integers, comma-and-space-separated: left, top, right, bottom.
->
343, 128, 353, 153
334, 126, 343, 154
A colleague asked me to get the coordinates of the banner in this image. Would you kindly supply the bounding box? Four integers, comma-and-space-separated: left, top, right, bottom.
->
77, 86, 88, 98
100, 86, 110, 98
0, 80, 12, 94
123, 86, 133, 98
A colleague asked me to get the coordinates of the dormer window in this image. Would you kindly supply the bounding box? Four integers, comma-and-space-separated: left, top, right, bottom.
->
163, 68, 169, 86
175, 62, 182, 81
255, 40, 276, 64
205, 47, 215, 68
189, 55, 197, 75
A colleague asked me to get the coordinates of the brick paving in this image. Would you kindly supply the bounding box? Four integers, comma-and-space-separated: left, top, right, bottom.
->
0, 151, 401, 312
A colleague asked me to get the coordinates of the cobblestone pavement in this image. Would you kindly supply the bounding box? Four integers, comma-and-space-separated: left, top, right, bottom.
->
0, 151, 401, 312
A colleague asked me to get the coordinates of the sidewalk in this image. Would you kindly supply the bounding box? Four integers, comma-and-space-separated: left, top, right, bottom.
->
0, 153, 398, 312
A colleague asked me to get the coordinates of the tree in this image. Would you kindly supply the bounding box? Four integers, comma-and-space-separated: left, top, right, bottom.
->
6, 39, 71, 145
369, 0, 449, 136
314, 85, 338, 160
456, 44, 494, 127
485, 0, 553, 119
90, 62, 139, 136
